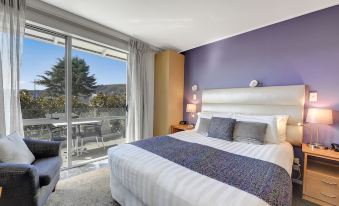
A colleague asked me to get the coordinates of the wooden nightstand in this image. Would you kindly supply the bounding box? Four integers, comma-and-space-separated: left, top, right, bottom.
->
302, 143, 339, 206
170, 124, 194, 134
0, 186, 2, 198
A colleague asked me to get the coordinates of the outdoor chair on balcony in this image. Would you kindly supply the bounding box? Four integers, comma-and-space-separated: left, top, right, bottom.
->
48, 125, 82, 156
46, 113, 67, 142
81, 120, 105, 150
49, 126, 66, 142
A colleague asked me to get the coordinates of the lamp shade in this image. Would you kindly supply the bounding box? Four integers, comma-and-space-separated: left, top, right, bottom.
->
186, 104, 196, 113
306, 108, 333, 125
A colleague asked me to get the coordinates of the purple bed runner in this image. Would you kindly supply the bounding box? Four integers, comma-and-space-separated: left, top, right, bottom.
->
131, 136, 292, 206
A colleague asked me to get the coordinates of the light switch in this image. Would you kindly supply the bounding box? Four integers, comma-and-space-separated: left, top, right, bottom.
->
309, 92, 318, 102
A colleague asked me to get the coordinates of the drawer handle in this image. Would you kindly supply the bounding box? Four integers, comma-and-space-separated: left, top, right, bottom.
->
321, 180, 337, 185
320, 192, 336, 198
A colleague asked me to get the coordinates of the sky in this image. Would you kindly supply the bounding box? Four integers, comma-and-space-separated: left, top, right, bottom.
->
21, 38, 127, 90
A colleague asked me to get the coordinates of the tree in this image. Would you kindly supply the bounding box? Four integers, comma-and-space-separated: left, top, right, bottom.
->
107, 94, 126, 108
20, 90, 43, 119
90, 93, 108, 108
36, 57, 97, 96
90, 93, 126, 109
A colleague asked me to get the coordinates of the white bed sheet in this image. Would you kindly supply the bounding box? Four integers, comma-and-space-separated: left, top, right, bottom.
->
108, 131, 294, 206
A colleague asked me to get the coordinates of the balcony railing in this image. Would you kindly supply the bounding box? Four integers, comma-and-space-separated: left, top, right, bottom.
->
22, 108, 127, 168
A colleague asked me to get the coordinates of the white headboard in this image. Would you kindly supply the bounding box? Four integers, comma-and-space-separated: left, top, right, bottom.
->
201, 85, 306, 145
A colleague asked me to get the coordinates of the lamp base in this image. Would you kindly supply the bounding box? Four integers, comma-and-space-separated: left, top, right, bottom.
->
307, 143, 326, 150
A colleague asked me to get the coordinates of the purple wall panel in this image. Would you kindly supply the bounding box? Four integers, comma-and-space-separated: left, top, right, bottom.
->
182, 5, 339, 146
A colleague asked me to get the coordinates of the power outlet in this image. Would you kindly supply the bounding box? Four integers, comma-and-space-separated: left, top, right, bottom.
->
292, 157, 302, 183
293, 158, 300, 165
309, 92, 318, 102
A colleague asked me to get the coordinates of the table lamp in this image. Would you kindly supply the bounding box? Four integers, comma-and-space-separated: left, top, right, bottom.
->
306, 108, 333, 149
186, 104, 196, 128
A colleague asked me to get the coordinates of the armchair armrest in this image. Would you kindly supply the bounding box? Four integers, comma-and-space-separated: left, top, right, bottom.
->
0, 163, 39, 206
24, 139, 62, 159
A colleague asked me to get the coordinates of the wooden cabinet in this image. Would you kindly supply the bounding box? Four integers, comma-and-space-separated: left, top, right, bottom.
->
154, 50, 184, 136
302, 144, 339, 206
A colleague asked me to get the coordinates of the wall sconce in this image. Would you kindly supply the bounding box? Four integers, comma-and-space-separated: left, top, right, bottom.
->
249, 80, 259, 87
309, 92, 318, 102
192, 84, 198, 100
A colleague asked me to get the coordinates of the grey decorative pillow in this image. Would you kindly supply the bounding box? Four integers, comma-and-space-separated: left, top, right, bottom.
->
233, 121, 268, 145
207, 117, 236, 141
196, 118, 210, 136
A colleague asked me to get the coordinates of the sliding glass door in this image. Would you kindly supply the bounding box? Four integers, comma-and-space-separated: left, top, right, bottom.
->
70, 38, 127, 165
21, 25, 127, 168
21, 26, 70, 167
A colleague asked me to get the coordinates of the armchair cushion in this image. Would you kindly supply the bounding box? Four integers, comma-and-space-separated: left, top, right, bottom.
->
0, 133, 35, 164
24, 139, 61, 159
32, 156, 62, 187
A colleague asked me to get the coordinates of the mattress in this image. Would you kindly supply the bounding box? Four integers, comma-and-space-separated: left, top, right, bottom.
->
108, 131, 294, 206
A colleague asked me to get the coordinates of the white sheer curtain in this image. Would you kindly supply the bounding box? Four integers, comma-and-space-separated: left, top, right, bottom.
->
126, 40, 154, 142
0, 0, 26, 136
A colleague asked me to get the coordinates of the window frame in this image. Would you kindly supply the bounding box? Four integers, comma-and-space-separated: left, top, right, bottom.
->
22, 23, 128, 168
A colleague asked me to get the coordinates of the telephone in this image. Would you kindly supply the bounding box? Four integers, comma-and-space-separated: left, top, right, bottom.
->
331, 143, 339, 152
179, 121, 187, 125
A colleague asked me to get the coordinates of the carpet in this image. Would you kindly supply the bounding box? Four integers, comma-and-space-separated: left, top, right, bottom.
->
47, 168, 317, 206
46, 168, 119, 206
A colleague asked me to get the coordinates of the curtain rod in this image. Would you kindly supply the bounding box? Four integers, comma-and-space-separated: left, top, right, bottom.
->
25, 23, 129, 56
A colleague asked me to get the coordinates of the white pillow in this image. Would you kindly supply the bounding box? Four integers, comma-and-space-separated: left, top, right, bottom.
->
194, 112, 213, 133
276, 115, 289, 142
0, 132, 35, 164
212, 112, 235, 119
235, 114, 288, 144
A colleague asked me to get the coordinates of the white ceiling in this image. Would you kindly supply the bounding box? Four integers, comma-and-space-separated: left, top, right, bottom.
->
41, 0, 339, 51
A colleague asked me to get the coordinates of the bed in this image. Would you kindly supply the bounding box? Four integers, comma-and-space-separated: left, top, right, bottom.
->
108, 85, 306, 206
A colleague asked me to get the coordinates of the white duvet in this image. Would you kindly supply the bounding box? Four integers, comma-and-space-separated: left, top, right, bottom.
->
108, 131, 294, 206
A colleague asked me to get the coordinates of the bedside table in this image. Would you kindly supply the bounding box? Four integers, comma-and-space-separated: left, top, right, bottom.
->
170, 124, 194, 134
302, 143, 339, 206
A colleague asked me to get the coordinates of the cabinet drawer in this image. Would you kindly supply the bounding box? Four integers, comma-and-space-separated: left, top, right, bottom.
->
305, 172, 339, 205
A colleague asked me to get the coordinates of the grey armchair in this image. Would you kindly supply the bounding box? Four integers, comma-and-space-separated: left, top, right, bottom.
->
0, 139, 62, 206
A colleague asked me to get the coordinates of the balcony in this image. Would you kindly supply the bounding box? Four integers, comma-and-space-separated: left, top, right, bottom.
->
23, 109, 126, 168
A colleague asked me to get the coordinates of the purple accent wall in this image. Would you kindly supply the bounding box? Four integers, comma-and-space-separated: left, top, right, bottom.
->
183, 5, 339, 146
